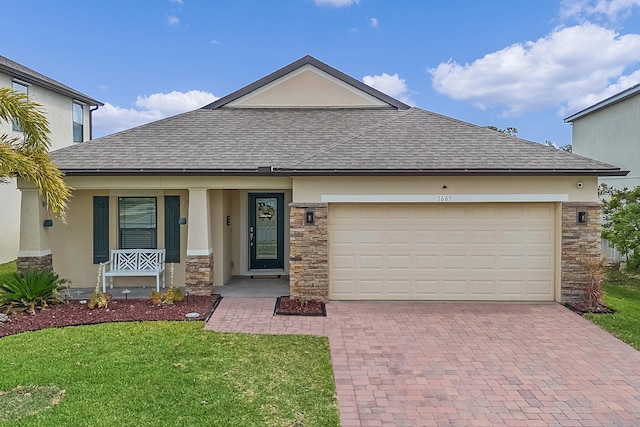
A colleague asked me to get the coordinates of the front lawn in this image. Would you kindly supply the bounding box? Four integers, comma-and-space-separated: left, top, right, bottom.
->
0, 322, 340, 426
0, 260, 16, 284
585, 269, 640, 350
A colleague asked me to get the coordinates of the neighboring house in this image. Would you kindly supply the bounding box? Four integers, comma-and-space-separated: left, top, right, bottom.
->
565, 84, 640, 262
565, 83, 640, 190
0, 55, 102, 264
18, 55, 625, 304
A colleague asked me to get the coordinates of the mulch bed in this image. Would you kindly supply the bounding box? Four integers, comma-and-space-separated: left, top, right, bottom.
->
564, 301, 615, 315
0, 295, 220, 338
274, 296, 326, 316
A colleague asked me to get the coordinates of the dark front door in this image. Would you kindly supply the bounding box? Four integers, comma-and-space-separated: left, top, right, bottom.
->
249, 193, 285, 270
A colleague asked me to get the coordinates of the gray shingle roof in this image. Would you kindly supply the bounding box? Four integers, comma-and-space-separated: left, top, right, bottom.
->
52, 107, 625, 176
0, 55, 102, 106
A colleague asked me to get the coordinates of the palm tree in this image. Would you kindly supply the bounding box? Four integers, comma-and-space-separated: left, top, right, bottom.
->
0, 87, 70, 220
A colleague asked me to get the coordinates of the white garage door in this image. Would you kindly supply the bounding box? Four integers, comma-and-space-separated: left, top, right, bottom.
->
329, 203, 556, 301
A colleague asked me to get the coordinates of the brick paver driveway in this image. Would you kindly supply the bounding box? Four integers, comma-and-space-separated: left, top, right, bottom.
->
205, 299, 640, 426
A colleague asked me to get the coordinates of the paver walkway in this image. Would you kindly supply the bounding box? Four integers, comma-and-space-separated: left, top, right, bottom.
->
205, 298, 640, 426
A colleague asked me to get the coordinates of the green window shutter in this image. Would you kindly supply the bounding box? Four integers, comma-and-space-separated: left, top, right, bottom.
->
164, 196, 180, 263
93, 196, 109, 264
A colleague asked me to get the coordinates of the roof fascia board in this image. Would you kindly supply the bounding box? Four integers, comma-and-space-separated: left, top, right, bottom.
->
203, 55, 410, 110
564, 83, 640, 122
0, 62, 103, 106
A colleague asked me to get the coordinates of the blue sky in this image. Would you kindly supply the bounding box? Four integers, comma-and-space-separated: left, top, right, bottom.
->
2, 0, 640, 146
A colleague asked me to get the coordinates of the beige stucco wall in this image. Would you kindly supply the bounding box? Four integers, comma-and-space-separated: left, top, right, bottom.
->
227, 65, 388, 108
19, 174, 597, 289
292, 175, 600, 203
0, 70, 94, 263
571, 95, 640, 189
20, 176, 294, 288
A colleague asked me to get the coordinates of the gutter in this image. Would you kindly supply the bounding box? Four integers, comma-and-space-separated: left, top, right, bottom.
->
89, 105, 99, 140
59, 168, 630, 177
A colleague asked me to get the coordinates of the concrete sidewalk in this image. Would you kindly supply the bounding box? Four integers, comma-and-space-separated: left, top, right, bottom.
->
205, 298, 640, 427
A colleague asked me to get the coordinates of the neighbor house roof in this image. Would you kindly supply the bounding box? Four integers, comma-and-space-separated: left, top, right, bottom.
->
564, 83, 640, 123
0, 55, 103, 106
51, 55, 625, 177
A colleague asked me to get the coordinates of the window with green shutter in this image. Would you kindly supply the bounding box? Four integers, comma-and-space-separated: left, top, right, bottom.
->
93, 196, 109, 263
164, 196, 180, 263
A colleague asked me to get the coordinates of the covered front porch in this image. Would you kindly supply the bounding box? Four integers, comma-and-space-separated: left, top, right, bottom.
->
16, 175, 295, 297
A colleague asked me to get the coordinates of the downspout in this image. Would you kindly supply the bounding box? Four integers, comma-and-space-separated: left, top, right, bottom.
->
89, 105, 99, 140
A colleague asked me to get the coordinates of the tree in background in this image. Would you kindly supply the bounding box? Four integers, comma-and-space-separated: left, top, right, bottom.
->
545, 140, 572, 152
486, 126, 518, 136
601, 184, 640, 271
0, 87, 70, 220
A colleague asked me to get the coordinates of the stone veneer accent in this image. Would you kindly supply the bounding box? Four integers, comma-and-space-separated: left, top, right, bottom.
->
289, 203, 329, 302
17, 254, 53, 274
185, 253, 214, 295
561, 202, 602, 303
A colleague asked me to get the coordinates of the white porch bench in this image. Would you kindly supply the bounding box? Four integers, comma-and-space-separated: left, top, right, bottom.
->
101, 249, 166, 293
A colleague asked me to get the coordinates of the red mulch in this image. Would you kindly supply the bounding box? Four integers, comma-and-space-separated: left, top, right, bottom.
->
0, 295, 219, 338
274, 296, 326, 316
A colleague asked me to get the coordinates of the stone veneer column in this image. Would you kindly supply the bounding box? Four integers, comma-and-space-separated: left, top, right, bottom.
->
185, 253, 214, 295
185, 188, 214, 295
17, 187, 53, 274
17, 253, 53, 273
289, 203, 329, 301
561, 202, 602, 303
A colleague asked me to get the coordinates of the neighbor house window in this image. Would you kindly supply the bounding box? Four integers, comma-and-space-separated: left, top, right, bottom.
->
118, 197, 157, 249
72, 102, 83, 142
12, 81, 28, 131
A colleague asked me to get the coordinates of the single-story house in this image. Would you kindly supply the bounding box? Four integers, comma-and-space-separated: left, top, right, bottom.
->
17, 55, 626, 303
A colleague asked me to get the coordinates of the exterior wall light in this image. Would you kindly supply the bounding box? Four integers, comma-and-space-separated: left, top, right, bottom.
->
43, 219, 53, 227
305, 210, 315, 224
178, 217, 187, 225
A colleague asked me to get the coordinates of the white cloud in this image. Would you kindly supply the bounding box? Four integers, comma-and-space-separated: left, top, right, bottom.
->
167, 15, 179, 26
562, 68, 640, 114
210, 39, 220, 45
370, 18, 379, 28
429, 23, 640, 115
314, 0, 360, 7
561, 0, 640, 21
170, 0, 183, 4
93, 90, 218, 137
363, 73, 415, 105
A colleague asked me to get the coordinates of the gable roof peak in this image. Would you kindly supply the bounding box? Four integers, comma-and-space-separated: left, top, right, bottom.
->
203, 55, 410, 110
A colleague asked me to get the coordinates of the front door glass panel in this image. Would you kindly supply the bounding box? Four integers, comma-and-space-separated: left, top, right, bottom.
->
249, 193, 285, 270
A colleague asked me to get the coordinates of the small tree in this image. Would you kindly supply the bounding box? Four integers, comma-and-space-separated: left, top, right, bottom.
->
601, 184, 640, 271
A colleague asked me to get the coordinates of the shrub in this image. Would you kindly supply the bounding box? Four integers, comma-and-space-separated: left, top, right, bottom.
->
0, 270, 69, 315
149, 286, 184, 305
581, 256, 607, 309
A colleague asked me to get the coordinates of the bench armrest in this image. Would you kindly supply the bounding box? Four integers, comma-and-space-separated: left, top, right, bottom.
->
101, 261, 112, 273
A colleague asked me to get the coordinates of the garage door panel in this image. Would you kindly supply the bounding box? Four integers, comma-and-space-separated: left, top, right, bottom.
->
329, 203, 555, 301
358, 255, 384, 269
331, 254, 356, 269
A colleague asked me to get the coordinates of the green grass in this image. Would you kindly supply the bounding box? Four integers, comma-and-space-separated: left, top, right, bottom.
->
0, 260, 17, 285
0, 322, 340, 426
585, 269, 640, 350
